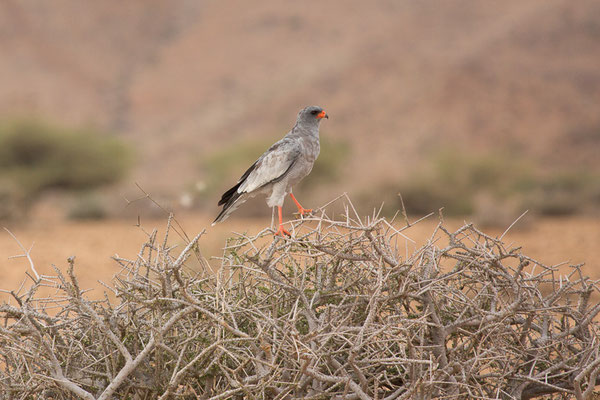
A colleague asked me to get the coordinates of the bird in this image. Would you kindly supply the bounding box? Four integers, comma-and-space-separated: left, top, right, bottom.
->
212, 105, 328, 236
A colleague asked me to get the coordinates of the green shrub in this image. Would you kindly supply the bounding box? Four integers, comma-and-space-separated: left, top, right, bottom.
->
0, 119, 131, 195
67, 193, 108, 220
400, 179, 475, 215
398, 150, 535, 215
397, 149, 599, 217
525, 171, 600, 216
0, 119, 132, 218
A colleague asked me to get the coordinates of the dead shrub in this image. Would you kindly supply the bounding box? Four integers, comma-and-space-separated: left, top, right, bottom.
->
1, 196, 599, 399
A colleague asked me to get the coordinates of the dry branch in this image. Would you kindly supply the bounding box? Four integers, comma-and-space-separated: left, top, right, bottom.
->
1, 197, 599, 399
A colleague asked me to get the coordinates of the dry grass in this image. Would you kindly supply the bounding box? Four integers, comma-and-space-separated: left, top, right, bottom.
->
1, 196, 599, 399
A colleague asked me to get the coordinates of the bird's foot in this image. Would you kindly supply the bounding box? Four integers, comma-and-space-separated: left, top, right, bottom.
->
295, 207, 313, 217
274, 225, 291, 237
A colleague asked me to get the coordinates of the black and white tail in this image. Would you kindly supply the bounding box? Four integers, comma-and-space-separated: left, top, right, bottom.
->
212, 185, 246, 225
212, 161, 257, 225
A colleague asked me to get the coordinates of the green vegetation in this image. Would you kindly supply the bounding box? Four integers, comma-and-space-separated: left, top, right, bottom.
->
526, 170, 600, 215
67, 193, 108, 220
0, 119, 132, 218
398, 149, 600, 217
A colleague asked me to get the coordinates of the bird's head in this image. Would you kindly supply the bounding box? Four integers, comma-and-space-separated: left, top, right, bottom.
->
297, 105, 328, 126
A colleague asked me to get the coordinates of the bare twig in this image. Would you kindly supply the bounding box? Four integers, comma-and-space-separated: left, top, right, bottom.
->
4, 227, 40, 281
1, 195, 598, 399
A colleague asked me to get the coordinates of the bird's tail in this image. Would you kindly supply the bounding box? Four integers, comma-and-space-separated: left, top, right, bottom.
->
212, 192, 247, 225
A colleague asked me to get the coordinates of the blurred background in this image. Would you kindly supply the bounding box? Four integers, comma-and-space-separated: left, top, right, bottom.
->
0, 0, 599, 288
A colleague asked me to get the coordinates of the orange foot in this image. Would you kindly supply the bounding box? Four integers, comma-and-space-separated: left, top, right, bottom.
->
274, 224, 291, 237
289, 194, 312, 217
295, 207, 312, 216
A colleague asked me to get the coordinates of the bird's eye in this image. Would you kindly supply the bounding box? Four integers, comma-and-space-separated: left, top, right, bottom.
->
310, 110, 319, 115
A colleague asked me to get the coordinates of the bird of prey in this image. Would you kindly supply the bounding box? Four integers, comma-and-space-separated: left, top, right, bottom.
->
212, 105, 328, 236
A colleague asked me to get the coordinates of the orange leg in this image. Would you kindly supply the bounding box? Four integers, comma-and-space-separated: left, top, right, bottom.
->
289, 193, 312, 216
274, 206, 291, 237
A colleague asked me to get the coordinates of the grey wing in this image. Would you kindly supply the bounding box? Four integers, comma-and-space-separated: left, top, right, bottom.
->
238, 140, 301, 194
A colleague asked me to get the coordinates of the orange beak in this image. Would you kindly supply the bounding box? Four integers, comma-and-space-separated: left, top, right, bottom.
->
316, 110, 329, 119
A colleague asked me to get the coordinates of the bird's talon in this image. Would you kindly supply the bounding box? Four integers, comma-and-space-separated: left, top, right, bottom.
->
274, 226, 291, 237
296, 208, 312, 217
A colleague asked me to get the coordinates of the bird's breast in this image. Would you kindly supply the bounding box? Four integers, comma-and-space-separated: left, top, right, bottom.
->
301, 137, 320, 164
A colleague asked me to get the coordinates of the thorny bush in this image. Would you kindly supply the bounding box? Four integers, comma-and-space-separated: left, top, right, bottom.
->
1, 197, 599, 399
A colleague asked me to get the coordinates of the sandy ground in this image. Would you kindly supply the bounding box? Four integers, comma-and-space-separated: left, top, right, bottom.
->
1, 213, 598, 303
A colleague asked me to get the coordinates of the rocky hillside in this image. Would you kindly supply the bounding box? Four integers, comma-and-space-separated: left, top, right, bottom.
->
1, 0, 599, 207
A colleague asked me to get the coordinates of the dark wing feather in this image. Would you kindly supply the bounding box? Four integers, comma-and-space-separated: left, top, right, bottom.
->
213, 139, 300, 224
217, 161, 258, 206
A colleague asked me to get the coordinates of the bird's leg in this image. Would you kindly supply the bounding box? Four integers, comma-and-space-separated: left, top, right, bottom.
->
274, 206, 291, 237
289, 193, 312, 216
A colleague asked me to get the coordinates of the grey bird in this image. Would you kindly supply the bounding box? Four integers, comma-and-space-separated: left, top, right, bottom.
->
212, 105, 328, 236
